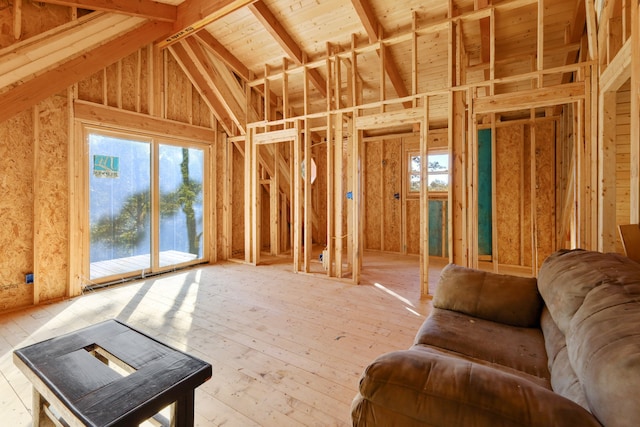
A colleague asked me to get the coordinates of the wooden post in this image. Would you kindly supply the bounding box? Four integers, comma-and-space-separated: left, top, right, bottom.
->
13, 0, 21, 40
246, 127, 255, 264
351, 116, 362, 284
599, 91, 618, 251
420, 97, 430, 296
335, 113, 344, 277
293, 121, 303, 272
491, 114, 498, 272
631, 0, 640, 223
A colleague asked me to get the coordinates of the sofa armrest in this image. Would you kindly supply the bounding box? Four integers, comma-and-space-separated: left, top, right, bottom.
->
433, 263, 543, 327
352, 348, 602, 427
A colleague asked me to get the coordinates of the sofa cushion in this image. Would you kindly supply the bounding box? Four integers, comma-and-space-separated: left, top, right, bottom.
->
415, 308, 550, 385
353, 346, 602, 427
538, 249, 640, 427
433, 263, 543, 327
540, 307, 589, 409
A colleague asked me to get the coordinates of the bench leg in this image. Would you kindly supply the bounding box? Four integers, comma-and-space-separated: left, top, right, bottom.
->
171, 390, 195, 427
32, 389, 55, 427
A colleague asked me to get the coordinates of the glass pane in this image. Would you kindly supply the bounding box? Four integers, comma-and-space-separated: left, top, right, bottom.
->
428, 153, 449, 172
409, 173, 421, 192
427, 174, 449, 191
159, 144, 205, 267
410, 155, 421, 173
89, 134, 151, 280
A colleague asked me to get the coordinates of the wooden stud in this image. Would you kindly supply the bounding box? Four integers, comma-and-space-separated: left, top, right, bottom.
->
420, 97, 430, 296
599, 91, 618, 251
334, 113, 344, 277
13, 0, 22, 40
530, 109, 538, 270
631, 0, 640, 223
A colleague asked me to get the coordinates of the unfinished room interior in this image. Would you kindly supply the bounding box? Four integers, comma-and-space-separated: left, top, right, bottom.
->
0, 0, 639, 426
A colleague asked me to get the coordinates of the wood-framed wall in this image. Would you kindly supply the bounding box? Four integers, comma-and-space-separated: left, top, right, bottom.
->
237, 0, 597, 295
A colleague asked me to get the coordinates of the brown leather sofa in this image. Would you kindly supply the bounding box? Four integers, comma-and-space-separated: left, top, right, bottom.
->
352, 249, 640, 427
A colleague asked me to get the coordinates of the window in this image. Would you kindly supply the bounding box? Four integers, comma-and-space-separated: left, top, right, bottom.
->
87, 128, 207, 282
408, 151, 450, 194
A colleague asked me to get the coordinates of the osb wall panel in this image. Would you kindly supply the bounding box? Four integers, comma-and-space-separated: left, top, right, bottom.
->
215, 133, 225, 261
34, 95, 69, 302
106, 63, 119, 108
364, 141, 382, 250
616, 82, 631, 253
406, 200, 420, 254
496, 125, 524, 266
383, 138, 402, 252
77, 70, 104, 105
312, 144, 327, 246
0, 109, 34, 310
165, 53, 193, 124
192, 87, 211, 129
534, 121, 556, 271
0, 1, 69, 48
231, 143, 245, 258
260, 184, 270, 250
139, 46, 150, 115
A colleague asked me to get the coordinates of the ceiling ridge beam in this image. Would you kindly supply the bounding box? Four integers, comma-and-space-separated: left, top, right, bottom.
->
159, 0, 256, 48
248, 0, 327, 97
0, 19, 172, 124
36, 0, 176, 22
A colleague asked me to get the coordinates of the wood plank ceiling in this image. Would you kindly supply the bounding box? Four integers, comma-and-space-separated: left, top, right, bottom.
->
0, 0, 584, 130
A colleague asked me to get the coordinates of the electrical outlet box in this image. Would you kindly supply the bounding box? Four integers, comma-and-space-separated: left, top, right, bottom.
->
25, 273, 34, 284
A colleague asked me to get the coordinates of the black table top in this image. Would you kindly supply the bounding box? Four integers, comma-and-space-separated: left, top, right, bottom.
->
14, 319, 212, 427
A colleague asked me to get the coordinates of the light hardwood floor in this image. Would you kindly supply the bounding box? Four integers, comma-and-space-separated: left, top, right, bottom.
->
0, 252, 444, 426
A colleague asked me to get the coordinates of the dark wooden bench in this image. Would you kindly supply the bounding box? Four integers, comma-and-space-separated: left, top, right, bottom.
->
14, 319, 212, 427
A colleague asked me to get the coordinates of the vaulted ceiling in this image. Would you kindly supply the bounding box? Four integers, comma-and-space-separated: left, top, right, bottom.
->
0, 0, 586, 132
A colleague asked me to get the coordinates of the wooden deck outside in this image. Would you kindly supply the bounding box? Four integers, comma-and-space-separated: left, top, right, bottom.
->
0, 251, 443, 426
90, 250, 200, 280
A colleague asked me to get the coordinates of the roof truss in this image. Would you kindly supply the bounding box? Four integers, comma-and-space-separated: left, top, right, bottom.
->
35, 0, 176, 22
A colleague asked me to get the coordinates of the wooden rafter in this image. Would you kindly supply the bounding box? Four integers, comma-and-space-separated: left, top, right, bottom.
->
170, 43, 236, 135
350, 0, 410, 106
0, 14, 171, 123
35, 0, 176, 22
171, 38, 247, 134
158, 0, 255, 48
194, 30, 251, 81
249, 0, 327, 97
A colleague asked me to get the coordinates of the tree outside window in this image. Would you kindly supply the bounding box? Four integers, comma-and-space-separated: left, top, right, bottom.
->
408, 152, 449, 194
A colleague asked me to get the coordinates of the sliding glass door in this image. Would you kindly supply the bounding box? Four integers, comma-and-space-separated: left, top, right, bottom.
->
87, 128, 207, 282
158, 144, 204, 268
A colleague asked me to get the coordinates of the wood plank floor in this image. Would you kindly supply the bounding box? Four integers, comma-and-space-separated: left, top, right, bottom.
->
0, 252, 445, 426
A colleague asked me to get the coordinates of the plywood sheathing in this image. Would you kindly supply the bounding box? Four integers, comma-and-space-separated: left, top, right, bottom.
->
34, 95, 69, 304
616, 82, 632, 254
496, 125, 524, 266
0, 109, 34, 311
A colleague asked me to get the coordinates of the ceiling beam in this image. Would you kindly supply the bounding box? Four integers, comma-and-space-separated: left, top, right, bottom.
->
194, 30, 251, 81
171, 38, 247, 134
194, 30, 278, 110
35, 0, 176, 22
170, 43, 236, 135
248, 0, 327, 97
158, 0, 256, 48
350, 0, 410, 107
0, 15, 172, 124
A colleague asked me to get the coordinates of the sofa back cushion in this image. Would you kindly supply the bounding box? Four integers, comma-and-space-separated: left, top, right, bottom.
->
538, 249, 640, 427
433, 263, 542, 328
